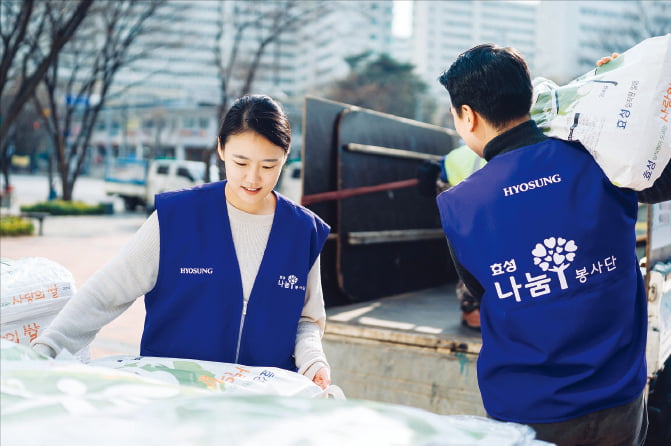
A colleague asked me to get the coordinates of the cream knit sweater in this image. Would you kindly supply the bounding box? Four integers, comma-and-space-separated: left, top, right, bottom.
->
32, 203, 330, 380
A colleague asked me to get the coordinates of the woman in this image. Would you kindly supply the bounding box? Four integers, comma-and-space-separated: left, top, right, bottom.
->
32, 95, 332, 389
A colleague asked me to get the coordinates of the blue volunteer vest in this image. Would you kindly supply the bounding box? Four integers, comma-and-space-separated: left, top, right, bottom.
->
141, 180, 330, 370
436, 138, 647, 423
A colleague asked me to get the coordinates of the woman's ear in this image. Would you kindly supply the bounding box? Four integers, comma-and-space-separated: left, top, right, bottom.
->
217, 138, 225, 161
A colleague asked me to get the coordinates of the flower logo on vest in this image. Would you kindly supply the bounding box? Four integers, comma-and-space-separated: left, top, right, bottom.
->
532, 237, 578, 290
277, 274, 306, 291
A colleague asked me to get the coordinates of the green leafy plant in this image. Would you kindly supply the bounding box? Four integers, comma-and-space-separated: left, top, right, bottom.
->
20, 200, 105, 216
0, 216, 34, 236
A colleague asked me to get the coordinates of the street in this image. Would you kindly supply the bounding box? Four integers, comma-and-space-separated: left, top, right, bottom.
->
1, 173, 147, 358
2, 171, 119, 210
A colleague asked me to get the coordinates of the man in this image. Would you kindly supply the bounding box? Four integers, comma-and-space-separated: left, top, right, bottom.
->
435, 44, 669, 445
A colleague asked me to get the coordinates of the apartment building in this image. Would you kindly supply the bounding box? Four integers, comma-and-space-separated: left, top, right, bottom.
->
94, 0, 394, 160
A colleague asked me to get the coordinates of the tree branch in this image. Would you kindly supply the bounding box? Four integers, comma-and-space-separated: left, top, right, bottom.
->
0, 0, 93, 147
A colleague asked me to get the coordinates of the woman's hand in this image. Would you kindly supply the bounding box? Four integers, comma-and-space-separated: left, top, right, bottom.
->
312, 366, 331, 390
596, 52, 620, 67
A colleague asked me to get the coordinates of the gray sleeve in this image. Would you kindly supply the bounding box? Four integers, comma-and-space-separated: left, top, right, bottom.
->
31, 212, 160, 357
295, 256, 330, 378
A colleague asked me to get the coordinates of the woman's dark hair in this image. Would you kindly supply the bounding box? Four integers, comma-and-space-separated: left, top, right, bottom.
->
439, 44, 532, 129
218, 95, 291, 153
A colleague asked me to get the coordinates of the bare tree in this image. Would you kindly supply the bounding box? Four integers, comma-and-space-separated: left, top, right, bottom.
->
206, 0, 333, 180
32, 0, 168, 201
0, 0, 93, 189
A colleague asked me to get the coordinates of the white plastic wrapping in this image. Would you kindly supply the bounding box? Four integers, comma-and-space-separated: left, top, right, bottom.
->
1, 340, 553, 445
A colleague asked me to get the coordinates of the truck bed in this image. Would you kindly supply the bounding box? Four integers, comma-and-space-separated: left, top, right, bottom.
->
323, 282, 486, 416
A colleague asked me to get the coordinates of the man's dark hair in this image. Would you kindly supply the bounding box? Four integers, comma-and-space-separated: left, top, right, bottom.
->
439, 44, 532, 129
218, 94, 291, 152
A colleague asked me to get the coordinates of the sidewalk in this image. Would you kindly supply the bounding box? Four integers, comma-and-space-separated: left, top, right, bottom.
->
1, 212, 148, 359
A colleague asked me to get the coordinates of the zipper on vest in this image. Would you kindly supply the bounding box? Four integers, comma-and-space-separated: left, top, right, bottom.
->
234, 299, 248, 363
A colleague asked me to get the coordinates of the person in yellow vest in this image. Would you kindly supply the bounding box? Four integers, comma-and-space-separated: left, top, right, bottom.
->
438, 144, 487, 190
418, 144, 486, 330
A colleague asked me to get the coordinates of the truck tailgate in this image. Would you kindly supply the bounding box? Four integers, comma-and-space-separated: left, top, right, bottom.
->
323, 282, 485, 415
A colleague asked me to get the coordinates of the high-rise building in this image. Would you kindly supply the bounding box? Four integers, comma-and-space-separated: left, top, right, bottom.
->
96, 0, 394, 159
92, 0, 670, 158
296, 1, 394, 94
112, 0, 393, 104
410, 0, 537, 109
409, 0, 669, 122
113, 0, 221, 104
535, 0, 671, 84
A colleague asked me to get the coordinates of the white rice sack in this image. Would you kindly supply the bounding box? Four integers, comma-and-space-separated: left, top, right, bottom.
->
89, 355, 326, 398
0, 257, 76, 346
0, 298, 69, 345
531, 34, 671, 191
0, 257, 76, 309
0, 257, 89, 360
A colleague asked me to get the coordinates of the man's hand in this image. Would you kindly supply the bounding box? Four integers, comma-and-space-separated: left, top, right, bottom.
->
417, 160, 442, 197
596, 52, 620, 67
312, 366, 331, 390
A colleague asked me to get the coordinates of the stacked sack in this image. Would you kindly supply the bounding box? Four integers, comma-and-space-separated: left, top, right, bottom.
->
0, 257, 88, 360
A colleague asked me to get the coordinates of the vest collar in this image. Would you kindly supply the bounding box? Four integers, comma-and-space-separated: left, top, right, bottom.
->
483, 120, 547, 162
